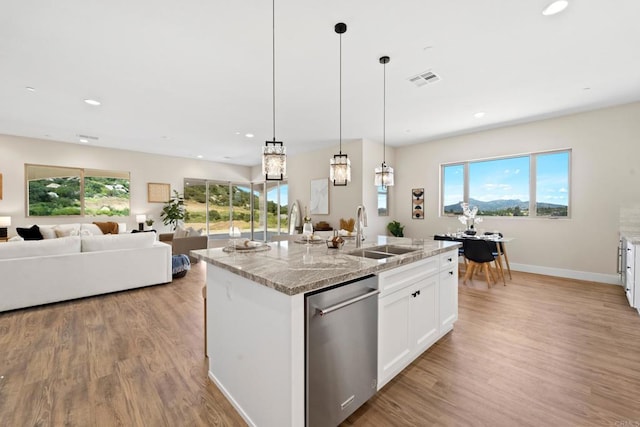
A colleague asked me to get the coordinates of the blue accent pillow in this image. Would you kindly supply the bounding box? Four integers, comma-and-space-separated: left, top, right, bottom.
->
16, 225, 43, 240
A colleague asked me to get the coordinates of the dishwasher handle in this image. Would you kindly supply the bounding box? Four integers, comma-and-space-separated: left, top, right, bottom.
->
316, 289, 380, 317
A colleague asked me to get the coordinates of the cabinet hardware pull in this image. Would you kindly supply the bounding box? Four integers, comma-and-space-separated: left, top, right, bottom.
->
449, 271, 454, 275
316, 289, 380, 316
447, 257, 452, 262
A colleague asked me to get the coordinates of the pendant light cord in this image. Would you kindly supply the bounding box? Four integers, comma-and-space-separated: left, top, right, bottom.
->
383, 60, 386, 165
272, 0, 276, 142
339, 31, 342, 155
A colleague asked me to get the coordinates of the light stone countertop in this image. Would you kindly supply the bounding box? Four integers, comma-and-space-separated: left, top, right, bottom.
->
621, 232, 640, 245
191, 236, 461, 296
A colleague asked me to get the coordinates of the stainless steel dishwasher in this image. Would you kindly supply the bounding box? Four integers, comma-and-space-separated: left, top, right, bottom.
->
305, 274, 379, 426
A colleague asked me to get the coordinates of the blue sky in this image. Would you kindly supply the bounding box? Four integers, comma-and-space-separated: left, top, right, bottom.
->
443, 152, 569, 206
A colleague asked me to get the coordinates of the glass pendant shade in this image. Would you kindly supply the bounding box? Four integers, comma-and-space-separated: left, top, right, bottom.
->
263, 140, 287, 180
374, 163, 394, 187
330, 153, 351, 186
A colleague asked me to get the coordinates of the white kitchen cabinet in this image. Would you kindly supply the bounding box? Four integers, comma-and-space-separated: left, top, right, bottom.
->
377, 249, 458, 390
439, 250, 459, 332
623, 238, 640, 313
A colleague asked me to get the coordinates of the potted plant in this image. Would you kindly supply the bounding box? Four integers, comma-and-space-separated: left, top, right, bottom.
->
145, 217, 155, 230
160, 190, 186, 230
387, 220, 404, 237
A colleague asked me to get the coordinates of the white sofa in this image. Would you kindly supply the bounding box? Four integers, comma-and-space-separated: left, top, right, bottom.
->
0, 231, 172, 312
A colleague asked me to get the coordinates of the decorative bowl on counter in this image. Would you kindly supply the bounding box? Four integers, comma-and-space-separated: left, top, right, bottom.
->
326, 236, 345, 249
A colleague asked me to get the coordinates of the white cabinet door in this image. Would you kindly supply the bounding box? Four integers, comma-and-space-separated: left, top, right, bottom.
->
378, 287, 412, 388
439, 267, 458, 333
410, 275, 439, 354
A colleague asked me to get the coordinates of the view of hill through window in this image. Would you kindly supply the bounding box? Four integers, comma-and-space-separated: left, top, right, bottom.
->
184, 181, 288, 238
443, 151, 569, 217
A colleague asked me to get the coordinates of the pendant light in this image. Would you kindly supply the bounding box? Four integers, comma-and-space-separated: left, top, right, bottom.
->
374, 55, 394, 188
329, 22, 351, 186
262, 0, 286, 181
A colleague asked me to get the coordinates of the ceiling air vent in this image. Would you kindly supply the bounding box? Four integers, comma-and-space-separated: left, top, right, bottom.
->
77, 134, 99, 140
408, 70, 440, 87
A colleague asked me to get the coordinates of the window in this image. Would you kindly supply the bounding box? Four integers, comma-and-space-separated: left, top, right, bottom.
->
441, 150, 570, 217
535, 151, 570, 217
26, 164, 130, 217
183, 179, 288, 241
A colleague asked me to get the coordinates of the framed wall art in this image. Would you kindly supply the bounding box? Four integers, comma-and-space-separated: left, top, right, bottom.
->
0, 173, 3, 200
412, 188, 424, 219
310, 178, 329, 215
148, 182, 171, 203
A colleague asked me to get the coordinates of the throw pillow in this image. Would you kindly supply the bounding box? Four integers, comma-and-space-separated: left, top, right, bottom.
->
174, 225, 188, 239
39, 226, 57, 239
80, 223, 103, 236
16, 225, 43, 240
93, 221, 119, 234
186, 227, 202, 237
8, 235, 24, 242
54, 227, 79, 238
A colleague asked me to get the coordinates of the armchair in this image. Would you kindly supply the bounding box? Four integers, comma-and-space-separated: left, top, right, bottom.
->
159, 232, 207, 263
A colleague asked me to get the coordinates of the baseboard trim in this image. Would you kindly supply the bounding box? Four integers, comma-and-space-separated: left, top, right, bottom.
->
509, 262, 621, 285
208, 370, 256, 427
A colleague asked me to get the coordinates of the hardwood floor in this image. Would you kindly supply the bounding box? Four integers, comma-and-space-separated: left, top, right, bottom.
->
1, 264, 640, 426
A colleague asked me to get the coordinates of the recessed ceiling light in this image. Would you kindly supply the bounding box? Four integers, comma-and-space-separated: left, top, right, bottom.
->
196, 155, 203, 159
25, 86, 35, 92
542, 0, 569, 16
235, 132, 241, 135
474, 112, 486, 118
79, 138, 89, 143
245, 133, 254, 138
84, 99, 101, 106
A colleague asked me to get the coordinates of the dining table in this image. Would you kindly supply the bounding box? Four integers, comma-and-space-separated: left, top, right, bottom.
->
433, 233, 514, 280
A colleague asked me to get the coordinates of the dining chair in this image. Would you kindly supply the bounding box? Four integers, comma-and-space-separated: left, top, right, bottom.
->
484, 232, 507, 284
462, 238, 502, 287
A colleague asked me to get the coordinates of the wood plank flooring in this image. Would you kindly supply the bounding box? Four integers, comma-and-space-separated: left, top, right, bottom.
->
2, 264, 640, 426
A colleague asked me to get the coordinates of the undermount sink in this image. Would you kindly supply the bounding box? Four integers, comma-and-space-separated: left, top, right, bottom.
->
347, 249, 395, 259
347, 245, 420, 260
371, 245, 418, 255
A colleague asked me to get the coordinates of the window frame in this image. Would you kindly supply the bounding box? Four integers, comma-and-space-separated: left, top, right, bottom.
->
440, 149, 571, 218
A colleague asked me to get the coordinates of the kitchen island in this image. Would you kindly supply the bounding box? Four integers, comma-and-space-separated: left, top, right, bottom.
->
192, 236, 460, 426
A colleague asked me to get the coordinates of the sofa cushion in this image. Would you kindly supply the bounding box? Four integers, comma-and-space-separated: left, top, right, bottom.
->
0, 236, 81, 259
54, 223, 81, 237
16, 225, 44, 240
93, 221, 119, 235
81, 232, 155, 252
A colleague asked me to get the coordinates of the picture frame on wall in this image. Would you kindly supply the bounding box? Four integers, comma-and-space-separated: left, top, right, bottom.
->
310, 178, 329, 215
148, 182, 171, 203
0, 173, 3, 200
412, 188, 424, 219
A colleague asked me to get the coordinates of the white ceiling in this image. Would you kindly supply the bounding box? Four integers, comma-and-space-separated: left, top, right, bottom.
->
1, 1, 640, 166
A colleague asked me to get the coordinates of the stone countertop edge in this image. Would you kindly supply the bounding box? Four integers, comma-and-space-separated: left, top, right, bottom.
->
191, 239, 461, 296
621, 232, 640, 244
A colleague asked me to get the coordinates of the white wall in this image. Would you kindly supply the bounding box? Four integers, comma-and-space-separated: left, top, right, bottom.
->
286, 139, 363, 232
0, 134, 251, 233
394, 101, 640, 282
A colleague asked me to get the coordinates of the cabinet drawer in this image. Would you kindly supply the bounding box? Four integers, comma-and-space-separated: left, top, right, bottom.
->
439, 250, 457, 271
378, 257, 438, 295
